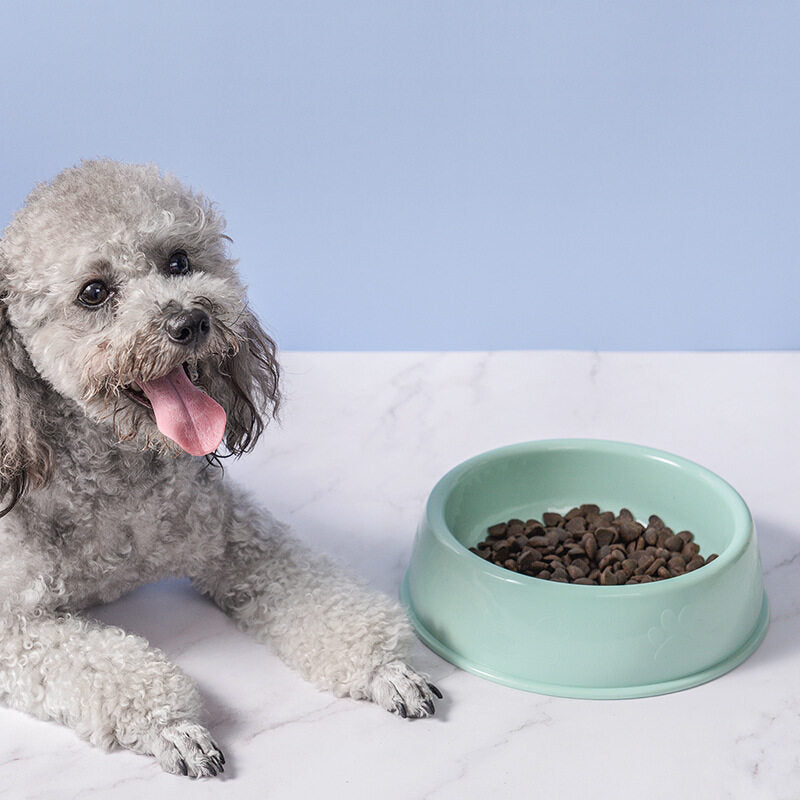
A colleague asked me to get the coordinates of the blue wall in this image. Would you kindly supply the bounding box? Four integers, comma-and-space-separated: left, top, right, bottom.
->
2, 1, 798, 350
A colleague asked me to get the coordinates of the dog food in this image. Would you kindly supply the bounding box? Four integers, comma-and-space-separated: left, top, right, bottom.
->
469, 505, 719, 585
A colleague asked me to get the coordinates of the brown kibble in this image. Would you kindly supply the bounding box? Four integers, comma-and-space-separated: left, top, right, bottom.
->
565, 516, 586, 534
667, 556, 686, 572
583, 533, 598, 561
598, 554, 615, 570
492, 543, 511, 561
595, 527, 616, 547
476, 509, 713, 585
682, 542, 700, 558
567, 564, 586, 580
518, 550, 537, 571
631, 551, 654, 570
686, 555, 705, 571
508, 521, 525, 538
545, 529, 561, 546
645, 557, 666, 576
600, 568, 618, 586
618, 521, 644, 544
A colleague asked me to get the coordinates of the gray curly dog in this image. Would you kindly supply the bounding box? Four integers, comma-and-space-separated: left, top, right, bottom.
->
0, 160, 440, 777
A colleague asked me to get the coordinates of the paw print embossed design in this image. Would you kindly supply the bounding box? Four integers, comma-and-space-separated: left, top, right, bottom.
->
648, 605, 714, 662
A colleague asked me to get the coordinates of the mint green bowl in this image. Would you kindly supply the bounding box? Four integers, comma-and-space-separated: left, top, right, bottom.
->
401, 439, 769, 699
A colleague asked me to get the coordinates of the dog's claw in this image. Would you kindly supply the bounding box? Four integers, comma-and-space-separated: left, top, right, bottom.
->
427, 682, 443, 699
178, 758, 188, 776
210, 754, 224, 773
395, 701, 408, 718
421, 699, 435, 715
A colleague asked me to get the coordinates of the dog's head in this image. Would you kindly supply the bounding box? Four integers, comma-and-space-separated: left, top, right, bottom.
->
0, 160, 280, 512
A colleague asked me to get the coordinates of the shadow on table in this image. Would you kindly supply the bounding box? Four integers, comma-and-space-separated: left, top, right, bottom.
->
738, 516, 800, 669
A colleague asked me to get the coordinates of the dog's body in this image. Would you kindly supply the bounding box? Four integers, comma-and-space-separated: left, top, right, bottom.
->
0, 161, 437, 777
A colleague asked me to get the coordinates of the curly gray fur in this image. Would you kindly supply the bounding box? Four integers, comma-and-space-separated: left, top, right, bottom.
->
0, 160, 438, 778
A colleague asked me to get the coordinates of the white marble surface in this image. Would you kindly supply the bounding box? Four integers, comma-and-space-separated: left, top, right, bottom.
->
1, 351, 798, 800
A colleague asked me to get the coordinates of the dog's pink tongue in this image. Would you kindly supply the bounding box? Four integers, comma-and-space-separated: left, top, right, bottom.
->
138, 366, 226, 456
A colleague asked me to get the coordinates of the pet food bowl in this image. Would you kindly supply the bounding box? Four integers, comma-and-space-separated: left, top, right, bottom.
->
401, 439, 769, 699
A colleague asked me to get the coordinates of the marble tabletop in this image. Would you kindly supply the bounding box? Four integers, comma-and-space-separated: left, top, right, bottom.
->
1, 351, 798, 800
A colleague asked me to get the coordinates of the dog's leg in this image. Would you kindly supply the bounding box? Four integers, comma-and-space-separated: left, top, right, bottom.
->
192, 494, 441, 718
0, 611, 224, 777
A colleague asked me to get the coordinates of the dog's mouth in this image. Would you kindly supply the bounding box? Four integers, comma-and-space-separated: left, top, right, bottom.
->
122, 363, 227, 456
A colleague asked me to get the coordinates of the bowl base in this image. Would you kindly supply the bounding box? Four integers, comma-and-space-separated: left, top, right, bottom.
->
400, 575, 770, 700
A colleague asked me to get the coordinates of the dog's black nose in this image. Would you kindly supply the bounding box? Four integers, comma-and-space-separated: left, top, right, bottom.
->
166, 309, 211, 346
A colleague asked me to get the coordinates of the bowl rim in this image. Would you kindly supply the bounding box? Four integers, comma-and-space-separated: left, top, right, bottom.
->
424, 438, 754, 593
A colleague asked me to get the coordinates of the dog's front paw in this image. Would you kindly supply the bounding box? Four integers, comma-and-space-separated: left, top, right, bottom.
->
369, 661, 443, 719
148, 721, 225, 778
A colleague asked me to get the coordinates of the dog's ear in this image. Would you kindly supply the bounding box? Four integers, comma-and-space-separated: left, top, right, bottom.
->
0, 286, 53, 515
217, 309, 280, 457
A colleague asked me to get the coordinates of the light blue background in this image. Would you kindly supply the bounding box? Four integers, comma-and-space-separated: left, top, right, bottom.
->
1, 1, 798, 351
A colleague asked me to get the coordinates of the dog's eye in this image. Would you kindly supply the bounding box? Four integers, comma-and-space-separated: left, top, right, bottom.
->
78, 280, 111, 307
167, 250, 191, 276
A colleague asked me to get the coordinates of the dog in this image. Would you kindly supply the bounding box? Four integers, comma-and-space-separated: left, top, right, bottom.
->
0, 160, 440, 777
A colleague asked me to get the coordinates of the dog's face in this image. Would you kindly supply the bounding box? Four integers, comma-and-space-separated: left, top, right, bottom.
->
0, 160, 279, 491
